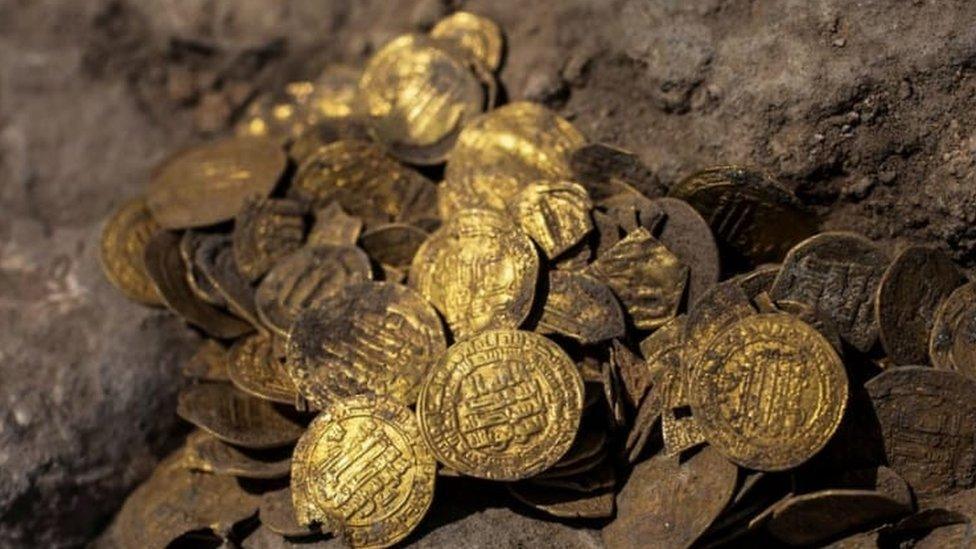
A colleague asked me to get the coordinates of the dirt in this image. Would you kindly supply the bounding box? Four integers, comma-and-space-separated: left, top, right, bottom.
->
4, 0, 976, 546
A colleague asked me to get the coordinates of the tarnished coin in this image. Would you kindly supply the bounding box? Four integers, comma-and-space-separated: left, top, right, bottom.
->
569, 142, 665, 200
310, 64, 364, 120
510, 181, 593, 258
648, 317, 706, 457
193, 233, 261, 327
176, 383, 305, 449
359, 223, 429, 268
409, 209, 539, 338
766, 490, 912, 546
288, 117, 372, 165
878, 246, 965, 364
771, 231, 889, 352
179, 230, 226, 307
233, 196, 307, 282
417, 330, 584, 480
930, 281, 976, 378
307, 202, 364, 248
147, 136, 287, 228
508, 483, 614, 519
236, 80, 338, 143
670, 165, 817, 267
255, 245, 373, 337
183, 430, 292, 479
598, 191, 665, 236
540, 429, 608, 479
260, 488, 315, 538
735, 263, 781, 300
429, 11, 504, 72
99, 196, 163, 306
653, 197, 721, 306
182, 339, 231, 381
611, 339, 652, 409
290, 140, 438, 227
439, 102, 586, 218
684, 280, 756, 375
585, 227, 688, 330
603, 446, 739, 549
286, 281, 445, 408
144, 231, 253, 339
536, 270, 625, 344
228, 333, 297, 404
292, 395, 435, 548
690, 314, 848, 471
359, 34, 485, 165
866, 366, 976, 497
532, 458, 616, 493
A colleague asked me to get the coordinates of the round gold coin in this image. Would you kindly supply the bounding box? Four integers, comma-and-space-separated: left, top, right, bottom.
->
291, 395, 435, 549
930, 281, 976, 379
689, 314, 848, 471
409, 209, 539, 339
439, 101, 586, 219
359, 34, 485, 165
286, 281, 446, 408
417, 330, 584, 480
429, 11, 504, 72
99, 196, 163, 306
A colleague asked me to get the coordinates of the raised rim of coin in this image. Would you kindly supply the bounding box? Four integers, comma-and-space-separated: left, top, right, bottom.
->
100, 196, 164, 306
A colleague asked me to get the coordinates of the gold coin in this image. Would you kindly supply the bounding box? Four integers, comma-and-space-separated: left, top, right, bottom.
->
183, 430, 292, 480
585, 227, 688, 330
255, 245, 373, 337
536, 270, 626, 345
931, 281, 976, 379
228, 333, 297, 404
192, 233, 261, 328
179, 230, 227, 307
429, 11, 504, 72
99, 196, 163, 306
286, 281, 446, 407
359, 34, 485, 165
176, 383, 305, 449
291, 395, 435, 548
232, 196, 307, 282
417, 330, 584, 480
690, 313, 848, 471
509, 180, 593, 258
409, 209, 539, 338
439, 102, 586, 218
310, 64, 364, 119
359, 223, 430, 268
147, 136, 287, 229
307, 202, 364, 248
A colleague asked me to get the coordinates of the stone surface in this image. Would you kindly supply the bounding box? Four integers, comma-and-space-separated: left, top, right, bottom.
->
5, 0, 976, 546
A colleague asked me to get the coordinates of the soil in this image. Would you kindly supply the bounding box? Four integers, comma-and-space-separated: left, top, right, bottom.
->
4, 0, 976, 546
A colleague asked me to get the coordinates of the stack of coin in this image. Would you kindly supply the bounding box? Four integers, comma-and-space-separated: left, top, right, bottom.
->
98, 11, 976, 549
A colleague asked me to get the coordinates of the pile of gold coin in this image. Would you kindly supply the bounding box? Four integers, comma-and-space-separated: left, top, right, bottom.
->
99, 11, 976, 549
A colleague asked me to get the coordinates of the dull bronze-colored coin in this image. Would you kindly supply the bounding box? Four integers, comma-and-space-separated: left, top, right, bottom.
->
603, 446, 739, 549
417, 330, 584, 480
179, 230, 226, 307
144, 231, 253, 339
509, 180, 593, 259
597, 191, 665, 236
625, 390, 662, 464
766, 489, 912, 546
536, 270, 625, 344
183, 430, 292, 479
359, 34, 485, 165
228, 333, 297, 404
569, 142, 664, 200
429, 11, 504, 72
538, 429, 608, 479
586, 227, 688, 330
762, 296, 844, 352
147, 136, 287, 229
690, 314, 848, 471
255, 245, 373, 337
233, 195, 307, 282
291, 395, 435, 548
670, 165, 817, 267
176, 383, 305, 449
735, 263, 781, 300
866, 366, 976, 498
877, 246, 965, 365
611, 339, 652, 409
260, 487, 315, 538
310, 64, 364, 120
930, 281, 976, 378
182, 339, 231, 381
439, 102, 586, 218
359, 223, 429, 268
307, 202, 364, 248
99, 196, 164, 306
770, 231, 889, 352
290, 140, 438, 227
286, 281, 445, 408
533, 458, 617, 493
647, 316, 704, 457
508, 483, 615, 519
288, 117, 372, 165
409, 209, 539, 338
194, 233, 261, 327
683, 280, 756, 381
653, 197, 721, 306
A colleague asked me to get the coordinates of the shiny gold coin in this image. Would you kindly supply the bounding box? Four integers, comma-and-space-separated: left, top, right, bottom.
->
292, 395, 435, 548
409, 209, 539, 338
509, 180, 593, 258
147, 136, 286, 229
359, 34, 485, 165
99, 196, 163, 306
290, 139, 438, 227
585, 227, 688, 330
233, 196, 307, 282
228, 333, 297, 404
417, 330, 584, 480
536, 270, 626, 344
931, 281, 976, 378
286, 281, 446, 408
176, 383, 305, 449
439, 101, 586, 218
429, 11, 504, 72
183, 430, 292, 480
307, 202, 364, 248
255, 245, 373, 337
690, 313, 849, 471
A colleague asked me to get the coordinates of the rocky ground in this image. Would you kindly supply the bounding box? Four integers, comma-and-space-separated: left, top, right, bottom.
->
4, 0, 976, 546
